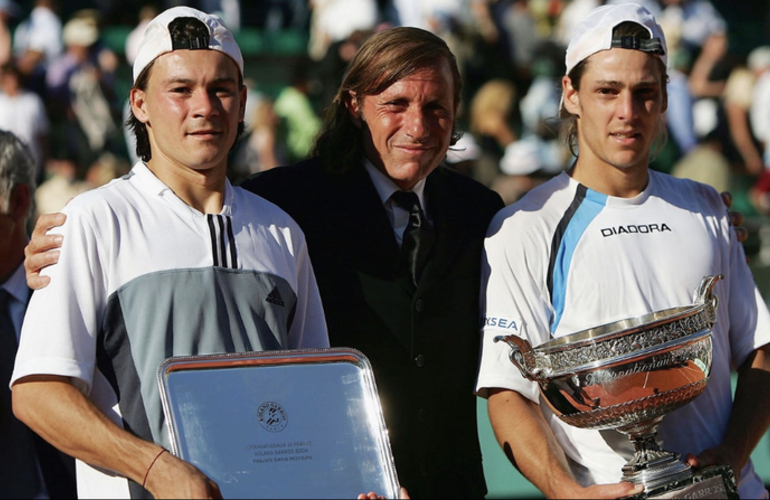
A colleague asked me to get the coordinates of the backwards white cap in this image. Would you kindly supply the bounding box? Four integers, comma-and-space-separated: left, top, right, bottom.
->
564, 2, 667, 76
132, 6, 243, 82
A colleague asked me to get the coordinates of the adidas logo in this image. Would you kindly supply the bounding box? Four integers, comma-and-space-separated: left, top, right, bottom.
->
266, 287, 285, 307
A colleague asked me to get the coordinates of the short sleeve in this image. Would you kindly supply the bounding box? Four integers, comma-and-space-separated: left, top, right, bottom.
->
12, 202, 108, 394
475, 209, 552, 402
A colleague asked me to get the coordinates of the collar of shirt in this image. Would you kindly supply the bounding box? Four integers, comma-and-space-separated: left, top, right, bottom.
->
1, 263, 29, 340
132, 161, 235, 218
364, 159, 428, 247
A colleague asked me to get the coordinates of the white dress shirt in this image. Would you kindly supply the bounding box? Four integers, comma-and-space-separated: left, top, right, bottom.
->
364, 159, 429, 248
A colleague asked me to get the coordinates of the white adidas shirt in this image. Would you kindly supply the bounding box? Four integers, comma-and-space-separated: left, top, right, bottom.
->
13, 162, 329, 498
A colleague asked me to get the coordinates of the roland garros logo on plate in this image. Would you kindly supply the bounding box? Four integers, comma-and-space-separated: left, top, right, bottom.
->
257, 402, 288, 432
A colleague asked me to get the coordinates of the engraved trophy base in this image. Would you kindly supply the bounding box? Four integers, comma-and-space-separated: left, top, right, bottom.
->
625, 465, 739, 499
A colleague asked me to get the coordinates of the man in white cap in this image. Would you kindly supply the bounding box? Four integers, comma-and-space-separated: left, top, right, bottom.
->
475, 3, 770, 499
9, 7, 329, 499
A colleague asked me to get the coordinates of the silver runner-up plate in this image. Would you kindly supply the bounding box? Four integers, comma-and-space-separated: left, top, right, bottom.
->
157, 348, 400, 499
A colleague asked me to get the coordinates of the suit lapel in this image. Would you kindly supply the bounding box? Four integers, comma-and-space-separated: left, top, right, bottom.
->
341, 168, 416, 294
342, 166, 470, 294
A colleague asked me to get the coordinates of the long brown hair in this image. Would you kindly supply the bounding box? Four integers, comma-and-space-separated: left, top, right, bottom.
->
313, 27, 462, 174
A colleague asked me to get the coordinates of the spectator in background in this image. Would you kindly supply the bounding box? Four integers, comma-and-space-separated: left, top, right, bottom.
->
467, 78, 521, 193
390, 0, 466, 30
510, 39, 569, 176
663, 23, 698, 159
33, 151, 129, 219
12, 0, 62, 96
46, 13, 121, 170
499, 0, 547, 84
467, 73, 566, 205
658, 0, 726, 57
554, 0, 600, 49
686, 33, 742, 165
0, 62, 50, 181
308, 0, 378, 61
0, 0, 20, 66
684, 32, 765, 209
33, 154, 89, 219
242, 0, 310, 32
671, 128, 732, 194
722, 54, 765, 176
122, 4, 160, 166
747, 46, 770, 214
0, 129, 76, 499
200, 0, 241, 31
688, 31, 730, 117
229, 95, 287, 183
390, 0, 481, 74
750, 46, 770, 169
314, 28, 371, 110
125, 4, 159, 67
273, 59, 322, 162
667, 9, 736, 197
461, 0, 523, 105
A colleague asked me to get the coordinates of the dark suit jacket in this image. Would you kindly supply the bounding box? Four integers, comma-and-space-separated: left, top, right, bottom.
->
0, 285, 77, 499
240, 158, 504, 499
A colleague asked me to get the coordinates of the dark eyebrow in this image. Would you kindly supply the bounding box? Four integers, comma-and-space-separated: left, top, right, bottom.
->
594, 80, 623, 88
593, 79, 660, 89
163, 77, 195, 86
209, 76, 238, 86
163, 76, 238, 86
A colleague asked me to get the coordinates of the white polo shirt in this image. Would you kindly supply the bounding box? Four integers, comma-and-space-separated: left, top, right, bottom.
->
12, 162, 329, 498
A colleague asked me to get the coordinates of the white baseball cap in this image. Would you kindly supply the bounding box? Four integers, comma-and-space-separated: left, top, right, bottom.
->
564, 2, 667, 76
132, 6, 243, 82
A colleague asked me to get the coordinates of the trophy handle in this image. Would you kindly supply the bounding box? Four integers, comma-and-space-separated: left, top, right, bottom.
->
494, 334, 544, 381
694, 275, 723, 325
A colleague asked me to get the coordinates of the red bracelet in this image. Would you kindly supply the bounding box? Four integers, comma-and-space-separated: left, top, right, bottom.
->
142, 448, 168, 488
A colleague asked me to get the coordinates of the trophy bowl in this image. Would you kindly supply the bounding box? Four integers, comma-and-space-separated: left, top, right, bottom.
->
494, 275, 723, 492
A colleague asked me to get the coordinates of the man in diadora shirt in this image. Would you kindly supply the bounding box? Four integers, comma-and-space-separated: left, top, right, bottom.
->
10, 7, 328, 499
475, 3, 770, 499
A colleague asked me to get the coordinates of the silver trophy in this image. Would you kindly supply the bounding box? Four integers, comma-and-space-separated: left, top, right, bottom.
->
495, 275, 738, 498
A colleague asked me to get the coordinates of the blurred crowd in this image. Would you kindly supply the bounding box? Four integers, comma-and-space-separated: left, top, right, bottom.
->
2, 0, 770, 218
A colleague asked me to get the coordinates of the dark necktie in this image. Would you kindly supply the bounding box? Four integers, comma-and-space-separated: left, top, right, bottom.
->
0, 288, 40, 498
391, 191, 435, 286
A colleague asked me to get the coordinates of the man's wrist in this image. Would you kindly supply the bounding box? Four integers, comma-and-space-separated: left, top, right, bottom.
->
143, 448, 168, 488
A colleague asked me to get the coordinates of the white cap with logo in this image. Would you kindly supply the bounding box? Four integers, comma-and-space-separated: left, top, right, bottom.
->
564, 2, 667, 76
132, 6, 243, 82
